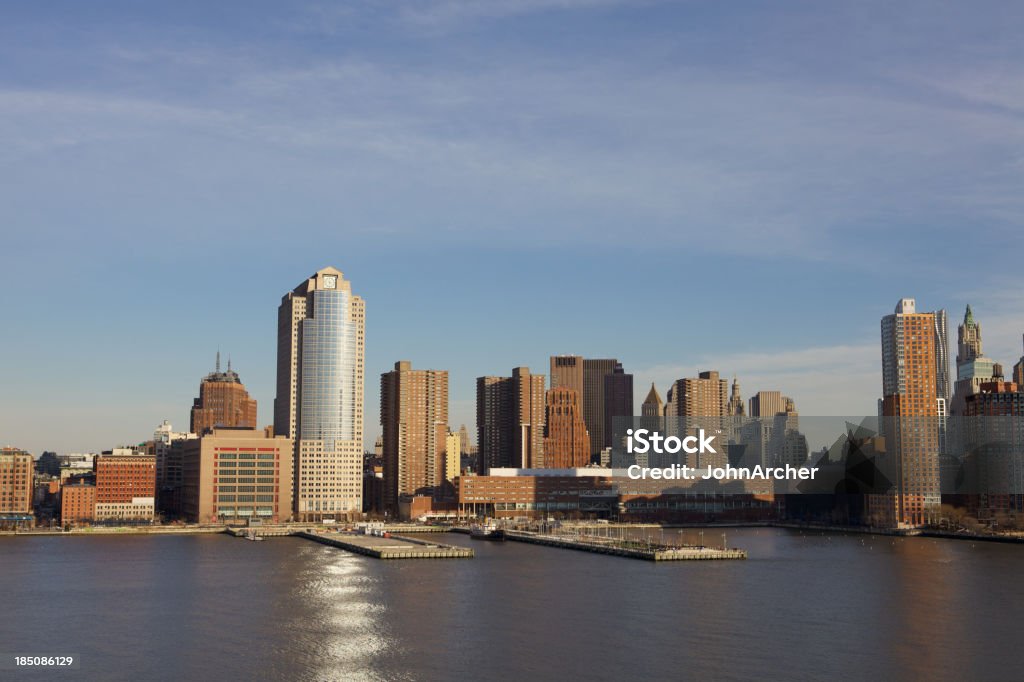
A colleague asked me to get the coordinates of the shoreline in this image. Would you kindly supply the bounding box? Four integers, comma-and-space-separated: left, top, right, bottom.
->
3, 522, 1023, 545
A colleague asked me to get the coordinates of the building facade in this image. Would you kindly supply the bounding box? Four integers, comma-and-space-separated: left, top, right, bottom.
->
61, 482, 96, 526
181, 427, 294, 524
380, 361, 449, 510
94, 453, 157, 523
274, 267, 365, 521
0, 448, 34, 526
543, 387, 591, 468
603, 363, 633, 451
476, 367, 545, 472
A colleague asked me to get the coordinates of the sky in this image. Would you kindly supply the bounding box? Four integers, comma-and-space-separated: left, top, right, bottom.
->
2, 1, 1024, 455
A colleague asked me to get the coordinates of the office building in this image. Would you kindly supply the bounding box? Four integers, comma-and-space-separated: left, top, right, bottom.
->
190, 353, 258, 435
641, 383, 664, 418
274, 267, 365, 521
380, 361, 449, 510
181, 427, 294, 524
543, 387, 591, 468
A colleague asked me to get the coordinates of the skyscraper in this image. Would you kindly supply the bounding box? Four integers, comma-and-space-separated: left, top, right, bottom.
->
749, 391, 789, 418
543, 387, 591, 468
476, 367, 545, 472
602, 363, 633, 450
583, 358, 619, 459
877, 298, 940, 527
190, 353, 258, 435
380, 361, 449, 510
641, 383, 664, 418
727, 377, 744, 417
666, 371, 729, 468
274, 267, 365, 521
950, 305, 997, 416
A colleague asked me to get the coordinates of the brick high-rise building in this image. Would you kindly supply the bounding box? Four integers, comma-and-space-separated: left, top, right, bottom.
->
190, 353, 258, 435
875, 298, 941, 527
544, 387, 591, 468
380, 361, 449, 510
550, 356, 584, 399
94, 452, 157, 523
181, 427, 294, 524
476, 367, 545, 472
0, 447, 34, 525
274, 267, 365, 521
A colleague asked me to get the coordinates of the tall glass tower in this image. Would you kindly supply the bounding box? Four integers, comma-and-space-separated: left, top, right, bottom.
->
275, 267, 365, 521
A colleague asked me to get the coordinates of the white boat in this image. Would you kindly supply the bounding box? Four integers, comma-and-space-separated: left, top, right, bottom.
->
470, 522, 505, 541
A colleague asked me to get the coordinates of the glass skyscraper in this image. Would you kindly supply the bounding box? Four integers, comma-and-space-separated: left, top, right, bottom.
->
275, 267, 365, 521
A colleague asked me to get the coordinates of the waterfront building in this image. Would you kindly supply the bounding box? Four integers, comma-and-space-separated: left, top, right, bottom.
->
0, 447, 34, 526
153, 420, 196, 518
190, 354, 258, 435
181, 427, 294, 524
380, 361, 449, 510
476, 367, 546, 472
874, 298, 941, 527
543, 387, 591, 468
61, 482, 96, 526
94, 452, 157, 523
274, 267, 365, 521
455, 468, 773, 522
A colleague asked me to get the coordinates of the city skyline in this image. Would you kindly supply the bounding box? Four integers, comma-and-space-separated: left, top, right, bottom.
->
8, 270, 1024, 457
4, 2, 1024, 454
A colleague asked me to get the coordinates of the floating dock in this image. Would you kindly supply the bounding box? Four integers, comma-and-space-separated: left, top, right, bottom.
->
292, 531, 473, 559
504, 530, 746, 561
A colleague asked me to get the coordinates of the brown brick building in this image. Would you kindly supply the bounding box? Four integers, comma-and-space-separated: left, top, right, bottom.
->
875, 298, 941, 527
190, 354, 258, 435
380, 361, 449, 511
543, 387, 590, 468
181, 427, 293, 524
95, 453, 157, 522
61, 483, 96, 526
0, 447, 34, 525
476, 367, 546, 472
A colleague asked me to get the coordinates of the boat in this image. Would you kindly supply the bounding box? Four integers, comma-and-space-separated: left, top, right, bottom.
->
246, 531, 264, 542
470, 523, 505, 541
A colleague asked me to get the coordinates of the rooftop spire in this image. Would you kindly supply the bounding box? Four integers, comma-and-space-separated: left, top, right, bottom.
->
216, 350, 221, 373
964, 304, 975, 328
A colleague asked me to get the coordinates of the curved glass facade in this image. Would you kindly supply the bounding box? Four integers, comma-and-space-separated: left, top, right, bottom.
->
298, 289, 359, 445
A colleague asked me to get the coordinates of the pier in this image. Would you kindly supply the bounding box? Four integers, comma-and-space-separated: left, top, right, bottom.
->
503, 530, 746, 561
293, 531, 473, 559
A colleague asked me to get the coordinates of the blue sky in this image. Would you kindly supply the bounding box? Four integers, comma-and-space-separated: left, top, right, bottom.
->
3, 1, 1024, 454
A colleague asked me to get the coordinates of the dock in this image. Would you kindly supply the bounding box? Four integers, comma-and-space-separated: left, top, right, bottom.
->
503, 530, 746, 561
289, 531, 473, 559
